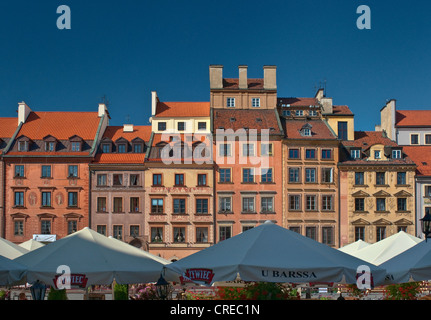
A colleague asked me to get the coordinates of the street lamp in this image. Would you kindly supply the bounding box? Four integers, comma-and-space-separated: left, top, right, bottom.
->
155, 274, 171, 300
420, 211, 431, 242
30, 280, 46, 300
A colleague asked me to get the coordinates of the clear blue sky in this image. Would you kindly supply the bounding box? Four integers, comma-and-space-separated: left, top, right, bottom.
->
1, 0, 431, 131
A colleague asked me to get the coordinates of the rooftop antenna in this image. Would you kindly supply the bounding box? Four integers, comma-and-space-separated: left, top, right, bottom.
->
101, 94, 110, 107
126, 114, 130, 123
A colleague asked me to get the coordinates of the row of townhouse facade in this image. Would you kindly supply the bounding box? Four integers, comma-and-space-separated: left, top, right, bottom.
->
0, 65, 426, 261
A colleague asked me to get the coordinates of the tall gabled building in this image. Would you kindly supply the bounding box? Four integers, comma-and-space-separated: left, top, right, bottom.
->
3, 102, 109, 243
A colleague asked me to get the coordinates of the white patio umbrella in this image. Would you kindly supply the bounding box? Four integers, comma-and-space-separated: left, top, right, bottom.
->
14, 227, 175, 288
349, 231, 422, 266
0, 237, 29, 259
166, 221, 387, 286
0, 255, 27, 285
381, 240, 431, 283
19, 239, 45, 251
338, 240, 370, 255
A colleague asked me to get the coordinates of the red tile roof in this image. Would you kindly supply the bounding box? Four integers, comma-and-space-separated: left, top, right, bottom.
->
402, 146, 431, 176
395, 110, 431, 127
18, 111, 101, 140
222, 78, 265, 90
332, 105, 354, 116
102, 125, 152, 142
282, 119, 337, 140
278, 97, 319, 107
93, 153, 147, 164
155, 102, 210, 118
0, 118, 18, 138
213, 109, 282, 134
342, 131, 398, 150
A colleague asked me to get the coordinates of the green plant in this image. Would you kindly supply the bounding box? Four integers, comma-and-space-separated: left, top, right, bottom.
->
47, 289, 68, 300
215, 282, 300, 300
0, 290, 9, 300
345, 284, 368, 299
114, 283, 129, 300
383, 282, 421, 300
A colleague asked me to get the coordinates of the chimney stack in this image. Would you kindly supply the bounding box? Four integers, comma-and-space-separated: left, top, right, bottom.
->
238, 65, 248, 89
123, 124, 134, 132
263, 66, 277, 90
209, 65, 223, 89
18, 101, 31, 125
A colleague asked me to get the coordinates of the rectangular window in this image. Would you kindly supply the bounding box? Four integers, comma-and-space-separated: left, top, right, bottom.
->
133, 144, 142, 153
227, 98, 235, 108
113, 225, 123, 240
322, 195, 333, 211
130, 174, 140, 186
351, 149, 361, 159
113, 174, 123, 186
426, 134, 431, 145
289, 195, 301, 211
322, 227, 334, 245
175, 174, 184, 186
151, 199, 164, 214
197, 174, 207, 186
68, 165, 78, 178
392, 149, 402, 159
219, 197, 232, 212
261, 143, 273, 156
71, 142, 81, 151
97, 225, 107, 236
289, 168, 300, 183
198, 122, 207, 130
261, 197, 274, 212
282, 110, 291, 116
296, 110, 304, 116
397, 198, 407, 211
113, 197, 123, 213
261, 168, 273, 182
41, 192, 51, 207
151, 227, 163, 242
309, 110, 318, 116
242, 197, 255, 213
97, 197, 107, 212
305, 168, 316, 183
377, 227, 386, 241
306, 195, 317, 211
355, 172, 364, 185
196, 227, 208, 243
68, 192, 78, 207
243, 143, 255, 156
152, 174, 162, 186
321, 168, 333, 183
173, 227, 186, 243
338, 121, 348, 140
130, 225, 140, 238
177, 122, 186, 131
376, 172, 385, 185
18, 141, 28, 151
242, 168, 254, 183
97, 174, 107, 186
14, 221, 24, 236
173, 198, 186, 214
219, 168, 231, 183
15, 165, 24, 177
41, 165, 51, 178
321, 149, 332, 159
158, 122, 166, 131
397, 172, 406, 185
68, 221, 77, 234
251, 98, 260, 107
306, 227, 317, 240
219, 144, 231, 157
196, 199, 208, 214
376, 198, 386, 211
45, 141, 55, 152
411, 134, 419, 145
219, 226, 232, 241
374, 150, 381, 159
130, 197, 140, 213
102, 144, 111, 153
117, 144, 126, 153
14, 192, 24, 207
289, 227, 300, 234
355, 227, 365, 241
305, 149, 316, 159
41, 220, 51, 234
289, 149, 299, 159
355, 198, 365, 211
426, 186, 431, 197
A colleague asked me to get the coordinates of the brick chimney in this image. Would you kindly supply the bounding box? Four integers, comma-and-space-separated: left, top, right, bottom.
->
238, 65, 248, 89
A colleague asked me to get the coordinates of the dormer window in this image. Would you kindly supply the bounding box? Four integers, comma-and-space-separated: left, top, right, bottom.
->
69, 135, 83, 152
18, 141, 28, 151
300, 124, 312, 137
133, 143, 143, 153
351, 149, 361, 159
296, 110, 304, 116
392, 149, 402, 159
102, 143, 111, 153
374, 150, 381, 159
115, 137, 129, 153
71, 142, 81, 151
117, 144, 126, 153
45, 142, 55, 151
309, 110, 318, 116
282, 110, 291, 116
